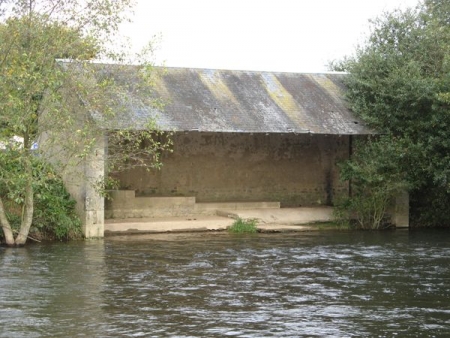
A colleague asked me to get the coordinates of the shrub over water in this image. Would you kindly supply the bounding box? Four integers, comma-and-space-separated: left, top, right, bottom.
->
333, 137, 409, 230
32, 169, 82, 241
1, 158, 82, 242
331, 2, 450, 227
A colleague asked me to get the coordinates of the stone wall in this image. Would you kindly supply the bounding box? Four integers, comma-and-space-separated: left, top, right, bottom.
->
113, 132, 350, 207
388, 191, 410, 228
104, 190, 281, 219
39, 92, 106, 238
81, 136, 105, 237
105, 192, 196, 218
51, 135, 105, 238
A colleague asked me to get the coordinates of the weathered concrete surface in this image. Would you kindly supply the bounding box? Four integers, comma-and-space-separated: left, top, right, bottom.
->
105, 216, 233, 234
104, 207, 334, 235
105, 192, 281, 219
390, 191, 410, 228
113, 132, 350, 208
39, 103, 106, 238
195, 201, 281, 214
217, 207, 334, 225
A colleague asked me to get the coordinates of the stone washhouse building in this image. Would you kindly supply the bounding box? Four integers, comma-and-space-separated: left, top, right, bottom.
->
51, 65, 409, 237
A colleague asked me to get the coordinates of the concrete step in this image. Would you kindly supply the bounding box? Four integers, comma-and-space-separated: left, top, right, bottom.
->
194, 201, 280, 215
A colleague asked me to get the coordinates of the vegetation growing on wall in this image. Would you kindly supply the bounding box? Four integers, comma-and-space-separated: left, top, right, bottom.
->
332, 0, 450, 228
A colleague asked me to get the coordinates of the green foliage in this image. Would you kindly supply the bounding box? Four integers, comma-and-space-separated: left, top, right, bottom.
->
334, 137, 410, 230
410, 186, 450, 227
0, 15, 99, 142
332, 1, 450, 227
331, 202, 353, 230
0, 156, 81, 241
32, 173, 82, 241
315, 221, 352, 230
0, 1, 170, 244
228, 218, 258, 234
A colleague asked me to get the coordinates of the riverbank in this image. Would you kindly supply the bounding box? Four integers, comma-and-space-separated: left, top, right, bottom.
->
104, 207, 339, 235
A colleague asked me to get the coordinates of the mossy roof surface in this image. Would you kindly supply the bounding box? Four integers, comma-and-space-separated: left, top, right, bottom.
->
84, 64, 372, 135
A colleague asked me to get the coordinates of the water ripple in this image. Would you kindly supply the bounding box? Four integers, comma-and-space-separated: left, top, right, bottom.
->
1, 231, 450, 337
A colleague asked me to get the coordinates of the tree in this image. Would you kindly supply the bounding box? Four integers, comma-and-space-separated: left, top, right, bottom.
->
334, 136, 410, 229
0, 0, 171, 245
332, 0, 450, 227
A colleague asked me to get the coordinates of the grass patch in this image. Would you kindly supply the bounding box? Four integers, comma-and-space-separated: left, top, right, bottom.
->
228, 218, 258, 234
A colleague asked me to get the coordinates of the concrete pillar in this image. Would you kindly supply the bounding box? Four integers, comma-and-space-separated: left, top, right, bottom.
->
83, 135, 105, 238
392, 191, 409, 228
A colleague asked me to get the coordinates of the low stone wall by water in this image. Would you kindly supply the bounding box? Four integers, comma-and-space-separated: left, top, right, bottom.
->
105, 190, 281, 219
105, 191, 195, 218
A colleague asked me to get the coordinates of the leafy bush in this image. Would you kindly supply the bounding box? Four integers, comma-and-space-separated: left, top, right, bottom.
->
334, 137, 409, 230
32, 172, 82, 241
333, 3, 450, 227
410, 186, 450, 228
0, 156, 82, 241
228, 218, 258, 234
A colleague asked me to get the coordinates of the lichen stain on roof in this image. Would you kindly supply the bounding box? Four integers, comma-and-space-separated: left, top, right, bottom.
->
199, 69, 240, 107
92, 64, 371, 135
260, 73, 309, 132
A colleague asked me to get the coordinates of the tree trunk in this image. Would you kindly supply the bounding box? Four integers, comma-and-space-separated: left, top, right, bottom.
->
0, 196, 15, 246
15, 157, 34, 245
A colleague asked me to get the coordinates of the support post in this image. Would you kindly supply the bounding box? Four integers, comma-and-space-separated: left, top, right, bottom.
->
392, 191, 409, 228
83, 135, 105, 238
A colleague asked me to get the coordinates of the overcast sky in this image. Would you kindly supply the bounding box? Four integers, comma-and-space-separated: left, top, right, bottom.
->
121, 0, 420, 73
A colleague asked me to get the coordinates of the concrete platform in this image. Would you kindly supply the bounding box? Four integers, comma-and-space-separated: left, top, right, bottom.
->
105, 215, 233, 234
217, 207, 334, 225
104, 207, 334, 235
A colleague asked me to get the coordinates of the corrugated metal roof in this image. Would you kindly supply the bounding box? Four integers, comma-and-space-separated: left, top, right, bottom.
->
89, 64, 371, 135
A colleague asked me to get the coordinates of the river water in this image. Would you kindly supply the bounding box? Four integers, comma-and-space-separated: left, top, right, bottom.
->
1, 230, 450, 337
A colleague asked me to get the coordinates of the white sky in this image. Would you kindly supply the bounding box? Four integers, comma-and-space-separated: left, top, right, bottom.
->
121, 0, 420, 73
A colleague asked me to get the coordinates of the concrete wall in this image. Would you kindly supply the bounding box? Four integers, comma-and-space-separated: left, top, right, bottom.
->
81, 136, 105, 237
113, 132, 350, 207
388, 191, 410, 228
47, 136, 105, 238
105, 191, 196, 218
38, 90, 105, 238
104, 191, 281, 219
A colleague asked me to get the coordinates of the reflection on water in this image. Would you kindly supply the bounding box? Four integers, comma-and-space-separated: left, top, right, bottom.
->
1, 230, 450, 337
